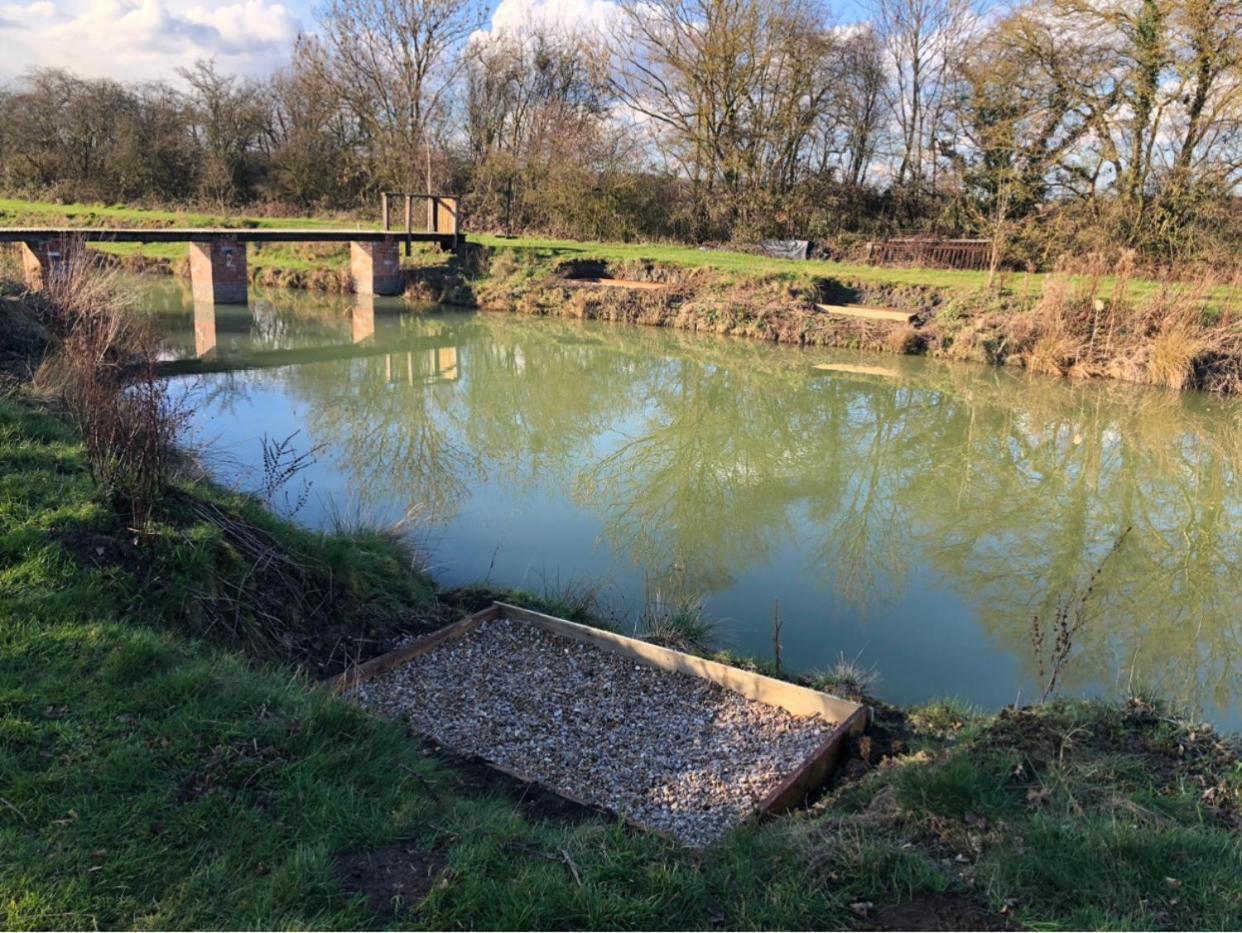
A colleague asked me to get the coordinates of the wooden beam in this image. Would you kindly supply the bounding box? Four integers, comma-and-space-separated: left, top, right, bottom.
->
814, 303, 917, 324
0, 228, 455, 245
496, 602, 864, 724
325, 604, 501, 693
562, 277, 668, 291
758, 706, 868, 816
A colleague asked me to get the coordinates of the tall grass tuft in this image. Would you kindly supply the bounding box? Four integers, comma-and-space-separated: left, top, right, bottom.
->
1013, 260, 1242, 393
811, 652, 882, 701
636, 586, 715, 652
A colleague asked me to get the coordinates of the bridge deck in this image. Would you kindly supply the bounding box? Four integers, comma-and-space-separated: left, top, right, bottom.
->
0, 228, 456, 245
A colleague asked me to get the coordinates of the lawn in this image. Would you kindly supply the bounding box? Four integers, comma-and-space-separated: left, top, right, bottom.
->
0, 196, 1022, 291
2, 387, 1241, 930
6, 196, 1232, 307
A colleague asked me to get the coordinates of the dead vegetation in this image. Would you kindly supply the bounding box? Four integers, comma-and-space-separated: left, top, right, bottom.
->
2, 249, 446, 678
161, 488, 445, 677
32, 252, 186, 526
997, 264, 1242, 392
467, 246, 1242, 395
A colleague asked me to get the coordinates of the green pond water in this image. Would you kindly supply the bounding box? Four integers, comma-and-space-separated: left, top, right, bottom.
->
146, 276, 1242, 727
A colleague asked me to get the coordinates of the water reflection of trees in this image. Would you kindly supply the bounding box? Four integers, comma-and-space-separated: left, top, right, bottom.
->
263, 312, 1242, 716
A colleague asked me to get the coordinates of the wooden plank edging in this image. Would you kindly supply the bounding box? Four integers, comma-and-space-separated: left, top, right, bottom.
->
496, 602, 864, 725
326, 603, 501, 693
563, 277, 668, 291
758, 705, 869, 816
329, 600, 871, 830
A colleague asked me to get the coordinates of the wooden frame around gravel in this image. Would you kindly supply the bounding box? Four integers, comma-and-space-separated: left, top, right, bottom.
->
328, 601, 870, 827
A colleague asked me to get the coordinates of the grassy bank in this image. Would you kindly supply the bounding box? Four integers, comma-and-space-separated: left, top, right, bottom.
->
3, 384, 1242, 929
445, 247, 1242, 393
0, 195, 1197, 299
5, 196, 1241, 393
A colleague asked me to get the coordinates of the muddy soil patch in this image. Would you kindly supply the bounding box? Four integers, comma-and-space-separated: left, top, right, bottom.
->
866, 891, 1019, 931
56, 527, 152, 580
335, 842, 447, 919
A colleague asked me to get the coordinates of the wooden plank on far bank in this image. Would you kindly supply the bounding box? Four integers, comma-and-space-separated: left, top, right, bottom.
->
563, 277, 668, 291
814, 302, 917, 324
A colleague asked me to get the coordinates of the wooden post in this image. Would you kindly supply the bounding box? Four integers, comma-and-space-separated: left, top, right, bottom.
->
435, 197, 458, 237
404, 194, 413, 256
381, 193, 391, 231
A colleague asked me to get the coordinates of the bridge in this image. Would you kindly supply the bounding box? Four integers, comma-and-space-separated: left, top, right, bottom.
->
2, 194, 461, 305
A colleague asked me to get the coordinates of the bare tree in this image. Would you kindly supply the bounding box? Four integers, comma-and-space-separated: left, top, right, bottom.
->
305, 0, 487, 193
179, 60, 273, 206
876, 0, 978, 190
464, 25, 616, 231
808, 25, 887, 186
267, 48, 365, 206
610, 0, 835, 237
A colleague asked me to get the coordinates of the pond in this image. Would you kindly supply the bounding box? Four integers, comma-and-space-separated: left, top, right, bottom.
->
145, 275, 1242, 728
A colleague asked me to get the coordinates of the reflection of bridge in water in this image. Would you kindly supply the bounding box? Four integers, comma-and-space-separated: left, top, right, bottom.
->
163, 294, 462, 384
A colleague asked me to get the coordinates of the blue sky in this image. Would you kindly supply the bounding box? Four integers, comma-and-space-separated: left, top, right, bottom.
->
0, 0, 874, 83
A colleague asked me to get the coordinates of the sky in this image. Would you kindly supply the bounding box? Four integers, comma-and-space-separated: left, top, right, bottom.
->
0, 0, 872, 84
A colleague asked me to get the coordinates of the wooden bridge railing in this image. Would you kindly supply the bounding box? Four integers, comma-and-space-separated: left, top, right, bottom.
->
381, 193, 460, 251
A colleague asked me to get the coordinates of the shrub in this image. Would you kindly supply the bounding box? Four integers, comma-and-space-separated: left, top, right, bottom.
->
34, 249, 186, 526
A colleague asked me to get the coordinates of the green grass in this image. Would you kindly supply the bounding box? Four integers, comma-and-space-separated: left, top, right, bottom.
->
468, 232, 1004, 289
7, 195, 1229, 305
2, 392, 1241, 929
7, 196, 1234, 309
0, 197, 358, 231
0, 195, 1020, 292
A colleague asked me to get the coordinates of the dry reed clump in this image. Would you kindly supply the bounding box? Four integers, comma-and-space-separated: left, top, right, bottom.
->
1146, 312, 1206, 391
885, 324, 926, 355
163, 488, 439, 675
1008, 260, 1242, 392
1021, 277, 1083, 376
34, 250, 186, 526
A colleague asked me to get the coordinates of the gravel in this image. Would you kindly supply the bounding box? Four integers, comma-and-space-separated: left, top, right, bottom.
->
347, 616, 838, 846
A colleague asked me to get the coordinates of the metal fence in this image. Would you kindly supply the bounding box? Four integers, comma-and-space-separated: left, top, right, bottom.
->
863, 236, 993, 270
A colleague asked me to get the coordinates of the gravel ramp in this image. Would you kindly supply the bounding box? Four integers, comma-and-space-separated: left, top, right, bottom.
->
348, 617, 837, 845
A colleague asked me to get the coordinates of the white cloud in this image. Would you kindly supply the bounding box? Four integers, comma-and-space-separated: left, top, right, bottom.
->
2, 0, 301, 80
3, 1, 55, 17
0, 0, 53, 29
184, 0, 301, 49
476, 0, 619, 41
